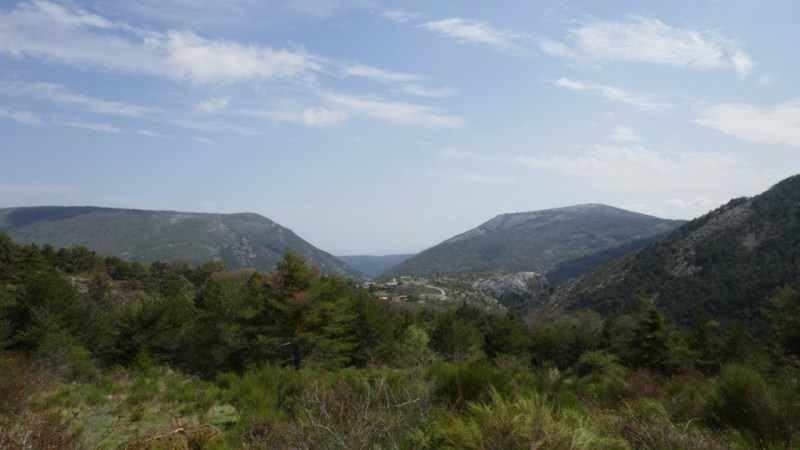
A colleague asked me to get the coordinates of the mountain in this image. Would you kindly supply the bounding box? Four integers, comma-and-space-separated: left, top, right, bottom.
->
548, 174, 800, 330
336, 254, 415, 278
383, 204, 684, 281
0, 206, 361, 277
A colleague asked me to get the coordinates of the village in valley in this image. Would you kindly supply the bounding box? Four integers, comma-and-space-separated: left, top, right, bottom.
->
362, 276, 448, 303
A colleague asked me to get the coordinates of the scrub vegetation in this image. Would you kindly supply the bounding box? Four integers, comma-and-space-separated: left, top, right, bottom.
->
1, 234, 799, 449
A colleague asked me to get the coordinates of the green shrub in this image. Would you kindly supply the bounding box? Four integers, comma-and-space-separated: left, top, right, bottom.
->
706, 364, 798, 447
428, 359, 510, 408
619, 398, 726, 450
432, 390, 627, 450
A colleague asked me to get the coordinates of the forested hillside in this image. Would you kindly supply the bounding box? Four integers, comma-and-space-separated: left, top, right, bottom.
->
385, 204, 683, 280
550, 174, 800, 331
0, 206, 360, 278
2, 233, 799, 448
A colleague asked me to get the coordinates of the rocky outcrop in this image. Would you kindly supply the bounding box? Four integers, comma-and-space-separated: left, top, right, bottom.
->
471, 272, 549, 309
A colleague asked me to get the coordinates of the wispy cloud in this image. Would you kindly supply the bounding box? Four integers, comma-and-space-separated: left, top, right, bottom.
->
511, 145, 755, 191
381, 10, 420, 24
326, 93, 463, 127
340, 64, 420, 83
694, 99, 800, 148
60, 119, 121, 133
195, 96, 231, 113
555, 77, 672, 112
0, 1, 322, 84
608, 126, 643, 143
0, 82, 155, 117
422, 18, 527, 52
446, 174, 515, 185
400, 84, 457, 98
194, 136, 213, 144
171, 118, 260, 135
0, 107, 43, 125
136, 129, 173, 139
541, 16, 755, 78
436, 148, 484, 159
667, 196, 715, 210
301, 107, 349, 127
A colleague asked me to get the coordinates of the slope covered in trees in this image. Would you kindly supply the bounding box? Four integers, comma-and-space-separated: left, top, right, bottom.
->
0, 206, 360, 278
550, 174, 800, 331
384, 204, 683, 280
2, 232, 799, 448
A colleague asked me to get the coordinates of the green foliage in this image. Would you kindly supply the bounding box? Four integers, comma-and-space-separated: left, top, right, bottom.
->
430, 389, 628, 450
395, 324, 435, 367
630, 303, 671, 373
430, 310, 484, 363
766, 286, 800, 358
428, 359, 511, 408
5, 221, 800, 449
384, 205, 682, 278
706, 364, 799, 447
568, 175, 800, 333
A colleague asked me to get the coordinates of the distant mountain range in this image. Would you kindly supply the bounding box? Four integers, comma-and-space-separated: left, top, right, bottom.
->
0, 206, 361, 277
548, 174, 800, 329
335, 254, 415, 279
383, 204, 684, 281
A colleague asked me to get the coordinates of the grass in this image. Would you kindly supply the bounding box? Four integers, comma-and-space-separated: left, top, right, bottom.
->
7, 359, 795, 449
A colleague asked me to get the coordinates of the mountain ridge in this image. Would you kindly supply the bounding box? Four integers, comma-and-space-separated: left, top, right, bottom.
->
383, 203, 685, 279
546, 174, 800, 329
0, 205, 361, 278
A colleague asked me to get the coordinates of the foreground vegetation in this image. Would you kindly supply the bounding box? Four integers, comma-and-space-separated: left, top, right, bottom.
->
1, 233, 799, 448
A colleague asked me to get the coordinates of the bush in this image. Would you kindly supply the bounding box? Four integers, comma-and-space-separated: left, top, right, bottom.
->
619, 398, 726, 450
431, 390, 627, 450
428, 359, 511, 408
705, 364, 799, 447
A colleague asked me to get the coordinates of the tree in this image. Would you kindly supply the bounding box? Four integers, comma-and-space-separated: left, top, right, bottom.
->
630, 302, 670, 372
430, 311, 484, 363
767, 286, 800, 359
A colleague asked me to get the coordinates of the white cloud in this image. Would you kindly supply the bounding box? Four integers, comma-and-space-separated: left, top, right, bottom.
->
0, 183, 75, 194
0, 107, 43, 125
622, 196, 717, 218
512, 145, 754, 191
608, 126, 643, 143
194, 136, 213, 144
446, 174, 515, 184
667, 196, 715, 210
0, 82, 154, 117
172, 118, 260, 135
60, 120, 121, 133
401, 84, 457, 98
136, 129, 173, 138
0, 1, 322, 84
422, 18, 525, 52
542, 16, 754, 78
436, 148, 482, 159
162, 30, 321, 84
536, 38, 574, 59
301, 107, 349, 127
731, 50, 755, 80
340, 64, 420, 83
694, 99, 800, 148
381, 10, 420, 24
326, 94, 463, 127
195, 96, 230, 113
555, 77, 672, 112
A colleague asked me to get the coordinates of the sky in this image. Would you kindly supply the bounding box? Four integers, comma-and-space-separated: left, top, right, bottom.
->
1, 1, 799, 255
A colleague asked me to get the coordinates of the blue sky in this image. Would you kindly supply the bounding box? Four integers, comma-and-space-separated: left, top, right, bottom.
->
1, 1, 799, 255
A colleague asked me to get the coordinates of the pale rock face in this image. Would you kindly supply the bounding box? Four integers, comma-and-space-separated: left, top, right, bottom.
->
471, 271, 550, 309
